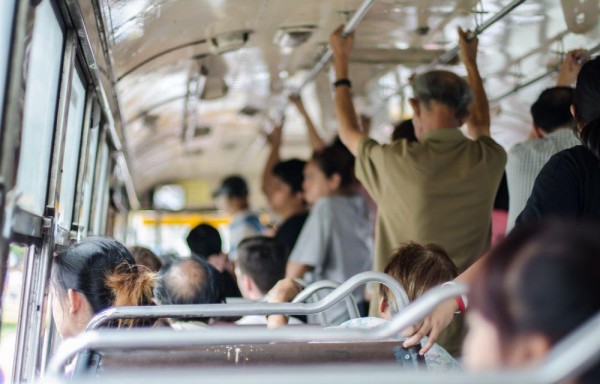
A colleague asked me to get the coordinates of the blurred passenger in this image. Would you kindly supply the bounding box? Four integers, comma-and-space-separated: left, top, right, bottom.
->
286, 145, 372, 324
51, 237, 156, 339
262, 119, 308, 255
154, 258, 225, 329
505, 50, 584, 231
330, 26, 506, 315
391, 119, 417, 143
186, 223, 241, 298
464, 221, 599, 383
234, 236, 302, 325
129, 245, 162, 273
517, 56, 600, 225
213, 175, 263, 260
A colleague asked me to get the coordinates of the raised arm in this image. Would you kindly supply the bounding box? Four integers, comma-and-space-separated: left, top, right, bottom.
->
458, 28, 490, 139
330, 26, 366, 156
557, 49, 585, 87
261, 119, 283, 197
289, 94, 327, 152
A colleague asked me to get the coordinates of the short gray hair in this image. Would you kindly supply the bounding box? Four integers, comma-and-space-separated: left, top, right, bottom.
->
412, 70, 473, 121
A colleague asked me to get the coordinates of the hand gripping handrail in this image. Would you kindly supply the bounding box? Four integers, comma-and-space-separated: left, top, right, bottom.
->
85, 271, 409, 331
48, 283, 463, 375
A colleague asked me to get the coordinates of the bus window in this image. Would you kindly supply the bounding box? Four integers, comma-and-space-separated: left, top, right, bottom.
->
57, 69, 86, 229
78, 121, 100, 236
0, 244, 26, 383
90, 139, 110, 234
15, 0, 64, 216
0, 0, 16, 126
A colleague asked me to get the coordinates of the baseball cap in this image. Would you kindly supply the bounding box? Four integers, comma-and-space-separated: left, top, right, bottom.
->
212, 175, 249, 198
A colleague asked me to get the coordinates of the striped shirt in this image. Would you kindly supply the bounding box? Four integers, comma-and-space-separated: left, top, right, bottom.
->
506, 128, 581, 232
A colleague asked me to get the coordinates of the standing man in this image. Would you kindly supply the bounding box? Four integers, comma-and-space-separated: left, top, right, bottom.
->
213, 175, 263, 260
330, 26, 506, 314
505, 50, 585, 231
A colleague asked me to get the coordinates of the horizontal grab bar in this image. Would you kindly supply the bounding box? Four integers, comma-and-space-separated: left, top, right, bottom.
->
48, 283, 462, 375
85, 271, 409, 331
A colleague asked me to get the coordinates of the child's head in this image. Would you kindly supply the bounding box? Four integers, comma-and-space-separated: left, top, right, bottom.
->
380, 242, 457, 319
235, 236, 287, 300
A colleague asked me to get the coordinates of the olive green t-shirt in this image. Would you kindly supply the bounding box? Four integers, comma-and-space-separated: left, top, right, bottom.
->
356, 129, 506, 275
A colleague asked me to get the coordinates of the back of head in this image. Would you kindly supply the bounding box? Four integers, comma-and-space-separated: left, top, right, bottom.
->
155, 258, 225, 306
186, 223, 222, 258
381, 242, 458, 314
530, 86, 574, 133
272, 159, 306, 194
471, 221, 600, 373
412, 70, 473, 121
391, 119, 417, 142
236, 236, 287, 295
311, 144, 356, 189
52, 237, 155, 317
213, 175, 249, 199
129, 246, 162, 273
574, 56, 600, 160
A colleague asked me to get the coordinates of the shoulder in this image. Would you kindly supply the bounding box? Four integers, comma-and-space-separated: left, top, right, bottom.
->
544, 145, 589, 170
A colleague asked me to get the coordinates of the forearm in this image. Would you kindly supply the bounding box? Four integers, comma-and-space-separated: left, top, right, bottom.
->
285, 261, 311, 279
456, 253, 486, 286
333, 86, 365, 155
261, 143, 280, 195
299, 107, 327, 152
465, 60, 490, 139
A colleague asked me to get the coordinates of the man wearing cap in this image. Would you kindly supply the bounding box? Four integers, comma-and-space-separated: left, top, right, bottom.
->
213, 175, 264, 261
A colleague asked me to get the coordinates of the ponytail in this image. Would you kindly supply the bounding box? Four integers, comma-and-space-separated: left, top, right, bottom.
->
579, 117, 600, 161
106, 262, 156, 328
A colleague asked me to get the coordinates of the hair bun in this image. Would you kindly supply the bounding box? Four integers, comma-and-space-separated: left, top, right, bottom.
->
106, 262, 156, 308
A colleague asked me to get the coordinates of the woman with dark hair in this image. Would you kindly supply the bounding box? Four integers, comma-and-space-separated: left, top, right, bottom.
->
463, 222, 599, 383
516, 56, 600, 224
284, 144, 372, 324
51, 237, 156, 339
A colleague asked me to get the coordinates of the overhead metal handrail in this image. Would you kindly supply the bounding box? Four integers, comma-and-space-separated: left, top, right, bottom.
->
491, 42, 600, 102
295, 0, 376, 92
85, 271, 408, 331
48, 284, 464, 375
373, 0, 527, 113
291, 280, 360, 325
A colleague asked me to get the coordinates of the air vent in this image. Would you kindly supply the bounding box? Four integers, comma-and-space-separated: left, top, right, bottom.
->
273, 25, 316, 48
239, 106, 261, 117
210, 30, 252, 54
193, 126, 211, 138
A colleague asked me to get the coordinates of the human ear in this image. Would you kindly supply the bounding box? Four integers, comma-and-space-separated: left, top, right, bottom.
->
67, 288, 82, 314
379, 297, 389, 318
409, 98, 420, 116
329, 174, 342, 191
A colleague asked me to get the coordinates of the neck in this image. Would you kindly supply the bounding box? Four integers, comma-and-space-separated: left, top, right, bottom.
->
277, 204, 305, 222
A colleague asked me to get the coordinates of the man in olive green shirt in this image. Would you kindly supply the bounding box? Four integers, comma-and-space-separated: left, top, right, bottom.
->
329, 26, 506, 313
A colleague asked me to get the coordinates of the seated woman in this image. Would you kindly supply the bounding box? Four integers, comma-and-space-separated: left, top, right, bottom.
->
269, 242, 460, 371
51, 236, 156, 339
463, 221, 599, 383
285, 144, 372, 324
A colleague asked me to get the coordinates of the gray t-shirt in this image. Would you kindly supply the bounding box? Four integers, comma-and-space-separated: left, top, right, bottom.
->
289, 194, 373, 324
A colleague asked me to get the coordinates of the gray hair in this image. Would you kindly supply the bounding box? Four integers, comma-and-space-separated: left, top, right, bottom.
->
412, 70, 473, 121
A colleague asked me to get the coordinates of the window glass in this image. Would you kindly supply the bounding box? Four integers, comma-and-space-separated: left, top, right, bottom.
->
57, 71, 86, 228
16, 0, 64, 215
90, 141, 109, 235
0, 0, 16, 125
0, 244, 27, 383
79, 123, 100, 235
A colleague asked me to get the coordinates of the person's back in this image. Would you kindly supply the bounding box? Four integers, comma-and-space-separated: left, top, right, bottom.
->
517, 57, 600, 226
366, 135, 504, 272
506, 82, 580, 231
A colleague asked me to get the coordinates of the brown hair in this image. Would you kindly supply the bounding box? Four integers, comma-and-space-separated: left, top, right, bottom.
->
129, 245, 162, 273
380, 242, 458, 314
106, 262, 156, 327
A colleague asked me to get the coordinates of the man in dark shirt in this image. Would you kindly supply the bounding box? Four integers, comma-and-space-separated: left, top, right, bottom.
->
262, 120, 308, 256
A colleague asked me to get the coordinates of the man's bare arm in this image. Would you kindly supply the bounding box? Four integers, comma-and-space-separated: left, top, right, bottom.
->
459, 28, 490, 139
330, 26, 366, 156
